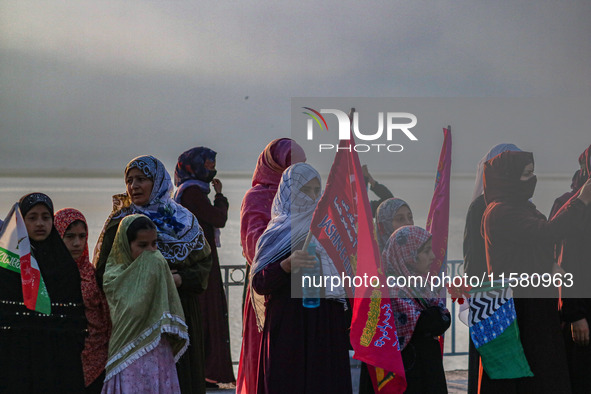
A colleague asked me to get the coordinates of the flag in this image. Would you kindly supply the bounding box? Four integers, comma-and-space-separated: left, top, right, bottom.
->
310, 133, 406, 393
0, 203, 51, 315
426, 126, 451, 277
425, 127, 451, 354
468, 282, 532, 379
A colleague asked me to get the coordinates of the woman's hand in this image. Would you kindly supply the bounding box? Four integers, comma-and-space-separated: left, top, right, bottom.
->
212, 179, 223, 194
577, 178, 591, 205
571, 318, 589, 346
171, 270, 182, 288
280, 250, 318, 273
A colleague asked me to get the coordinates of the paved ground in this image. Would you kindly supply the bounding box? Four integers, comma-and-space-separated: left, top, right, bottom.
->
207, 368, 469, 393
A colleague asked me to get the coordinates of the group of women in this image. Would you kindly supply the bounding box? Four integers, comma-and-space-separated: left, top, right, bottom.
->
0, 149, 234, 394
464, 143, 591, 394
237, 138, 450, 393
2, 138, 590, 394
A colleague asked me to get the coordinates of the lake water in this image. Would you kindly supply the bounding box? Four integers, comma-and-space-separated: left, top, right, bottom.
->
0, 172, 573, 372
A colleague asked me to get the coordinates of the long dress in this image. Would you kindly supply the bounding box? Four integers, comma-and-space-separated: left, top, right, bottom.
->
252, 250, 352, 394
178, 185, 235, 384
0, 228, 87, 393
481, 194, 586, 393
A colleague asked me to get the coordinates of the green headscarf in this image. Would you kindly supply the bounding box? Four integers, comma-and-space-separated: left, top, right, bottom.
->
103, 214, 188, 381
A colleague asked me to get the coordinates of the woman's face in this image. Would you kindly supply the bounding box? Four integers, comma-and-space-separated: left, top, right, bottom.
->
415, 239, 435, 275
204, 159, 216, 171
300, 178, 321, 200
130, 228, 158, 261
126, 167, 154, 206
24, 204, 52, 242
391, 205, 414, 232
520, 163, 535, 181
62, 221, 87, 261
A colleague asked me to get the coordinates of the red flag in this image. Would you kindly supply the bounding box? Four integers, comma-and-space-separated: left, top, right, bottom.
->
426, 126, 451, 276
310, 133, 406, 393
425, 127, 452, 354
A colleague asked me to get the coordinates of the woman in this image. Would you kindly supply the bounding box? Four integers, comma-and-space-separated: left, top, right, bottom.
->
94, 155, 212, 394
359, 196, 414, 393
385, 225, 450, 394
0, 193, 86, 393
173, 146, 235, 387
463, 143, 520, 394
102, 214, 189, 393
480, 150, 591, 393
551, 144, 591, 393
237, 138, 306, 394
55, 208, 111, 394
251, 163, 352, 394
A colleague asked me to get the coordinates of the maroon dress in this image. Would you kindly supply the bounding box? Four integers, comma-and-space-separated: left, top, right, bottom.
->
252, 251, 352, 394
179, 186, 235, 384
480, 151, 587, 394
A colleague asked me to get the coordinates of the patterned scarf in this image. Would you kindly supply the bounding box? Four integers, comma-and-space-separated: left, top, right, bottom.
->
383, 225, 447, 350
54, 208, 112, 386
102, 214, 188, 382
251, 163, 345, 330
94, 155, 204, 265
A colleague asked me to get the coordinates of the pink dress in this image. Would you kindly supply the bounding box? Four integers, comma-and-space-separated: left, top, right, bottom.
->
101, 340, 180, 394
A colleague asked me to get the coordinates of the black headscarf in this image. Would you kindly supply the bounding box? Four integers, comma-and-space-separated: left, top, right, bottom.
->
483, 151, 536, 205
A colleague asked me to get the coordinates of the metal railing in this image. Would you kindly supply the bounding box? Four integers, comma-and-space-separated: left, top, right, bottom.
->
221, 259, 469, 362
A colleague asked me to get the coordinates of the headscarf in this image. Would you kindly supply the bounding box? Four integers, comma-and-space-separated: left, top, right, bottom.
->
173, 146, 218, 196
94, 155, 204, 266
251, 163, 345, 329
375, 197, 411, 252
471, 143, 521, 202
383, 225, 446, 350
54, 208, 111, 387
240, 138, 306, 264
483, 151, 536, 205
578, 144, 591, 183
19, 192, 54, 217
102, 214, 189, 382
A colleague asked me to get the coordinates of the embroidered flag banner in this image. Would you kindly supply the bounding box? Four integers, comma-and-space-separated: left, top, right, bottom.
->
309, 129, 406, 393
468, 282, 532, 379
0, 203, 51, 315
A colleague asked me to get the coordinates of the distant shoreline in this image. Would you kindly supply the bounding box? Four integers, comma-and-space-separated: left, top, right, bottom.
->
0, 169, 572, 181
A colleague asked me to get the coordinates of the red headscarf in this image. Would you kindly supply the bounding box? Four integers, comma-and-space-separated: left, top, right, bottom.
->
54, 208, 112, 387
483, 151, 535, 205
240, 138, 306, 263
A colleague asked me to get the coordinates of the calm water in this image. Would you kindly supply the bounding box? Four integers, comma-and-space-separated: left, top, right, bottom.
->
0, 173, 573, 371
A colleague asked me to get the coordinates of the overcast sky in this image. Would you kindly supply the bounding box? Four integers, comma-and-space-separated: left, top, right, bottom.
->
1, 1, 590, 176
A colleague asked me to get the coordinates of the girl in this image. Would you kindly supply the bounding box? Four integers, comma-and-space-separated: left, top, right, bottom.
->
55, 208, 111, 394
101, 214, 189, 393
385, 225, 450, 394
0, 193, 86, 393
251, 163, 352, 394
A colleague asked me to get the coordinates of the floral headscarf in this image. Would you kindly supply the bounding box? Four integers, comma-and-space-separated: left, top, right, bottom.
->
383, 225, 447, 349
94, 155, 204, 265
174, 146, 217, 195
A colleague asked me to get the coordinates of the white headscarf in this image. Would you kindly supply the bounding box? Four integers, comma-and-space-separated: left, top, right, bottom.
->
471, 143, 521, 202
250, 163, 345, 330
